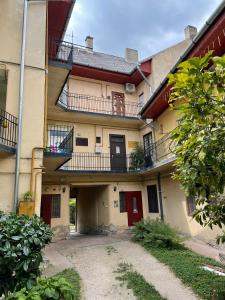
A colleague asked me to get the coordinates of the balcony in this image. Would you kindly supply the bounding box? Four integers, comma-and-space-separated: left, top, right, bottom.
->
48, 38, 73, 106
44, 125, 74, 171
0, 109, 17, 157
58, 134, 174, 174
57, 90, 140, 119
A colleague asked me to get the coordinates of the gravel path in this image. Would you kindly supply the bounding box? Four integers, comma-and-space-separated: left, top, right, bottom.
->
44, 234, 197, 300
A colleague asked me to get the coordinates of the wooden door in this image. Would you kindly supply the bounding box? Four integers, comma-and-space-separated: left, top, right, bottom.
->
112, 92, 125, 116
110, 134, 126, 172
126, 191, 143, 226
41, 195, 52, 225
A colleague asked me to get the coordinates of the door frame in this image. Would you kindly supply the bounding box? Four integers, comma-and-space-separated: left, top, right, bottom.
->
109, 134, 126, 171
125, 191, 143, 226
111, 91, 125, 116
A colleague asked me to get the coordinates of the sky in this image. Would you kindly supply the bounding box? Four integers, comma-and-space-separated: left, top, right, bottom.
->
66, 0, 223, 60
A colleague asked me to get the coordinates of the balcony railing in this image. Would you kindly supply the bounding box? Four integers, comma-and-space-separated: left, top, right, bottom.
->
44, 125, 74, 155
58, 90, 140, 118
59, 134, 173, 173
48, 38, 73, 64
145, 133, 173, 167
0, 109, 18, 149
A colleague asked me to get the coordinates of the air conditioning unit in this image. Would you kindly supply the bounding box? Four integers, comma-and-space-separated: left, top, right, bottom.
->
125, 83, 136, 93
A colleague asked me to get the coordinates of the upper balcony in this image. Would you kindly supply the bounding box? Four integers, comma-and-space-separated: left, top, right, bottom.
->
48, 39, 73, 106
57, 90, 141, 121
0, 109, 17, 157
43, 124, 74, 171
57, 133, 174, 174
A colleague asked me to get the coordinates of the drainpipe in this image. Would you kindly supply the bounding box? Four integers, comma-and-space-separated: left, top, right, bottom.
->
13, 0, 28, 211
157, 173, 164, 222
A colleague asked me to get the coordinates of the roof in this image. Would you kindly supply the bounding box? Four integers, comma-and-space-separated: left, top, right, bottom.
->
73, 47, 138, 74
141, 0, 225, 119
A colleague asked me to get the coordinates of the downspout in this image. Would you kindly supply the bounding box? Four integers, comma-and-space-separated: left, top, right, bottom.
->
157, 172, 164, 222
13, 0, 28, 211
43, 0, 48, 148
136, 65, 152, 94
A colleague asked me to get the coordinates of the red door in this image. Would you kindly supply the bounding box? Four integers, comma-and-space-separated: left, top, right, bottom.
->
41, 195, 52, 225
126, 191, 143, 226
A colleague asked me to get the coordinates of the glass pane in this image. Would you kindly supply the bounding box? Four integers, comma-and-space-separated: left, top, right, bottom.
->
132, 196, 138, 213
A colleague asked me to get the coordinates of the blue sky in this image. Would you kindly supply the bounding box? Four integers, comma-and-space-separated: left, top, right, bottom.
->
66, 0, 222, 60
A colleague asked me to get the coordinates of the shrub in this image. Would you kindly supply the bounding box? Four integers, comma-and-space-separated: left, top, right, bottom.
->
129, 145, 145, 171
132, 218, 183, 249
0, 212, 53, 297
7, 276, 74, 300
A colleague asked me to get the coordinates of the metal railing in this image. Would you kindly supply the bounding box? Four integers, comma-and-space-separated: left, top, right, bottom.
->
60, 152, 134, 172
48, 38, 73, 64
58, 90, 140, 118
45, 125, 74, 155
59, 134, 174, 172
0, 109, 18, 148
144, 133, 173, 167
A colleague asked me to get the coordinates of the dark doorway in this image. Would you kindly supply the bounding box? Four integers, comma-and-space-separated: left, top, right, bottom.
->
41, 195, 52, 225
109, 134, 126, 172
126, 191, 143, 226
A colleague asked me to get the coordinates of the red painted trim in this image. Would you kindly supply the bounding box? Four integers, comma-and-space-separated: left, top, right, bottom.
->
71, 60, 151, 85
143, 10, 225, 119
48, 0, 73, 41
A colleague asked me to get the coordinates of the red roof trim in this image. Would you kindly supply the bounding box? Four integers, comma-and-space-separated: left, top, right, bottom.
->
142, 9, 225, 119
71, 60, 151, 85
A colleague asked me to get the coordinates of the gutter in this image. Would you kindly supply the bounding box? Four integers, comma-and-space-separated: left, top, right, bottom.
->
140, 0, 225, 117
14, 0, 28, 211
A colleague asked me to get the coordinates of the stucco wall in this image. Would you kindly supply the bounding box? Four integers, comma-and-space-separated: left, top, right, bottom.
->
42, 185, 70, 239
0, 0, 46, 212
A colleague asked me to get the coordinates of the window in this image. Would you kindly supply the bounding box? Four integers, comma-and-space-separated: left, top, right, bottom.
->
51, 195, 61, 218
186, 196, 196, 216
138, 93, 144, 107
76, 137, 88, 146
147, 185, 159, 213
96, 136, 101, 144
0, 68, 7, 111
143, 132, 153, 156
119, 192, 127, 213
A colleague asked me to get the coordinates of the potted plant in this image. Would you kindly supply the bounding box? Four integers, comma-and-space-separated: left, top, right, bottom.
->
18, 191, 35, 217
129, 145, 145, 171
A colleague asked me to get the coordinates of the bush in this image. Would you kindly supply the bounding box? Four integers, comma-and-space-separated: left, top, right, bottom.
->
0, 212, 53, 297
132, 218, 183, 249
7, 276, 74, 300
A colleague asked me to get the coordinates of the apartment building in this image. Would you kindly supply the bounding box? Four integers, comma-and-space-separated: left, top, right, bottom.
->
141, 2, 225, 241
1, 0, 224, 242
42, 24, 196, 238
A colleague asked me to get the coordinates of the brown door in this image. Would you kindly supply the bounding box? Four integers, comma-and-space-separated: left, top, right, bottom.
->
41, 195, 52, 225
126, 191, 143, 226
110, 134, 126, 172
112, 92, 125, 116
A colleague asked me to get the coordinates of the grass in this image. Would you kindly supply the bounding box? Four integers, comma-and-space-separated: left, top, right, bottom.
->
132, 219, 225, 300
115, 263, 166, 300
105, 245, 118, 255
54, 268, 81, 300
146, 246, 225, 300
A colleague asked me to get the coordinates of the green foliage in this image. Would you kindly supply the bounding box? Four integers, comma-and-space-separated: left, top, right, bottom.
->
130, 145, 145, 171
168, 52, 225, 243
23, 192, 33, 201
148, 247, 225, 300
7, 276, 74, 300
0, 212, 53, 297
69, 199, 76, 225
55, 269, 81, 300
132, 218, 183, 249
115, 262, 165, 300
133, 220, 225, 299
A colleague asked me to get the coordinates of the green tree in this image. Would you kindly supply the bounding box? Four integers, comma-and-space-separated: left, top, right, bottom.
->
168, 51, 225, 243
